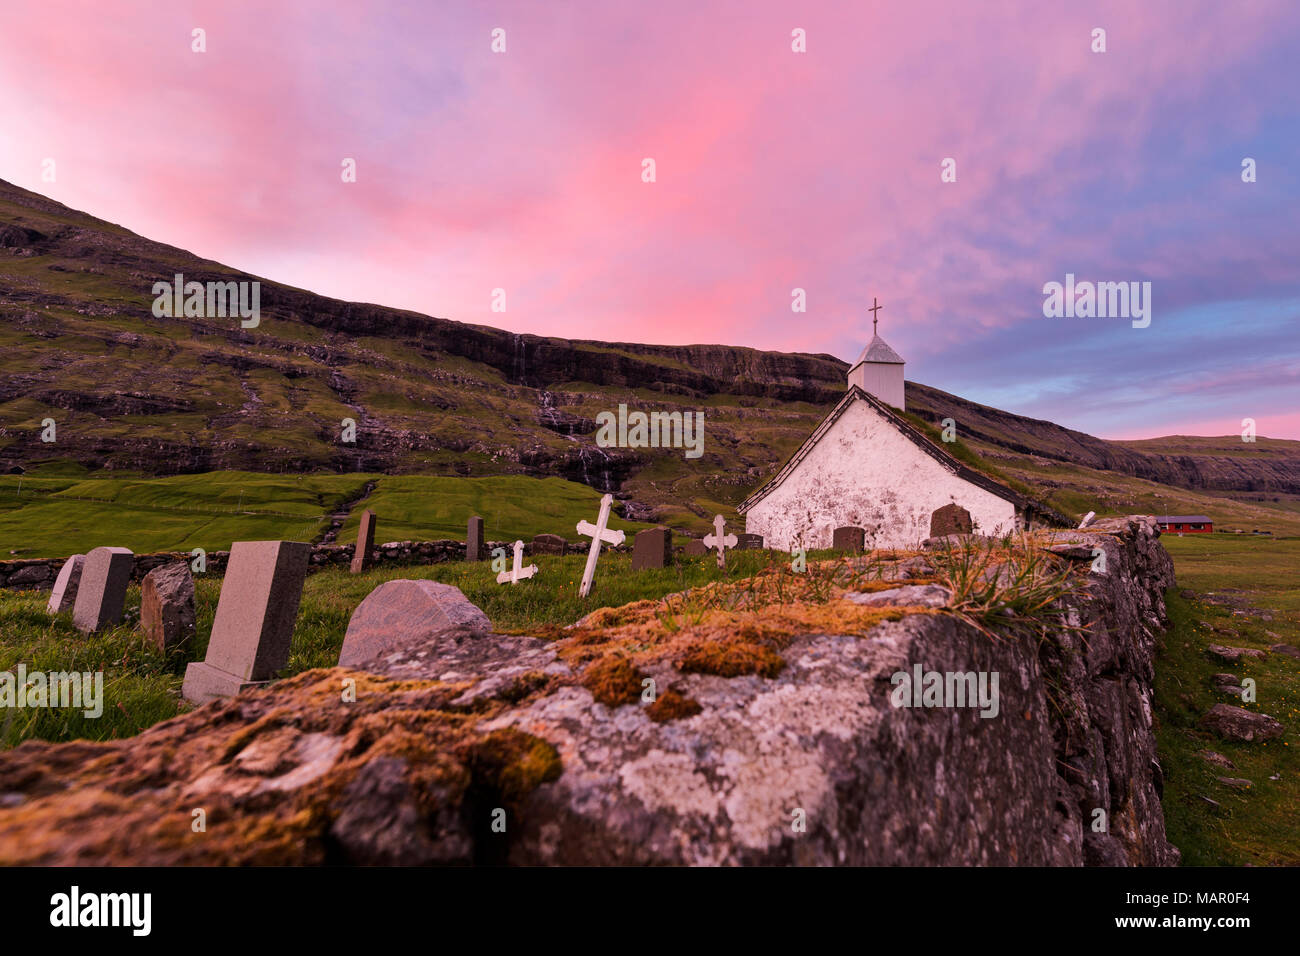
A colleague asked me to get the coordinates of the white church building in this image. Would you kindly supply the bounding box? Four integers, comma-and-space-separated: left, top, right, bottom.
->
740, 319, 1035, 551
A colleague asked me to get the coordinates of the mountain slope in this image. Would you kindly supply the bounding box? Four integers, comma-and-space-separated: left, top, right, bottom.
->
905, 383, 1300, 495
2, 177, 1297, 532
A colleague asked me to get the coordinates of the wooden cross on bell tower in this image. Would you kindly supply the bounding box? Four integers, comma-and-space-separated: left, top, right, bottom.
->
869, 297, 883, 335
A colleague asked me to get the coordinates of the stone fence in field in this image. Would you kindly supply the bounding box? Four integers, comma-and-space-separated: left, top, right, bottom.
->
0, 536, 608, 592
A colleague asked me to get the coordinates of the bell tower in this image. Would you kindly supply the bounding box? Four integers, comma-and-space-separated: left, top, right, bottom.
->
847, 297, 905, 410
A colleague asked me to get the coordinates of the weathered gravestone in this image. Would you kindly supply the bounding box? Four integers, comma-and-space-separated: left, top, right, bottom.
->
182, 540, 311, 705
735, 533, 764, 550
339, 579, 493, 670
929, 503, 973, 538
350, 510, 377, 573
833, 526, 866, 553
46, 554, 85, 615
632, 527, 672, 570
466, 515, 486, 562
140, 562, 196, 652
71, 547, 134, 634
683, 539, 709, 556
531, 533, 567, 556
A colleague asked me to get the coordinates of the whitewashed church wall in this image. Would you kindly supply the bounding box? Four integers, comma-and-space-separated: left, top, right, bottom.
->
743, 400, 1017, 551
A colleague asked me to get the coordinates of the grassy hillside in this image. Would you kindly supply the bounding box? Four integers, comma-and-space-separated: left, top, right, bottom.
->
0, 178, 846, 527
966, 440, 1300, 537
4, 177, 1297, 537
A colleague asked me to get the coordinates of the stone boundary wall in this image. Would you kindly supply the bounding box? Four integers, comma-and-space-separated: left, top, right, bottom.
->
0, 537, 628, 592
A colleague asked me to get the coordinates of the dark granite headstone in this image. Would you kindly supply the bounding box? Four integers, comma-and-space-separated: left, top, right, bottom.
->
350, 510, 377, 573
466, 515, 486, 561
735, 533, 764, 550
929, 503, 973, 538
631, 527, 672, 570
531, 533, 567, 555
832, 526, 865, 553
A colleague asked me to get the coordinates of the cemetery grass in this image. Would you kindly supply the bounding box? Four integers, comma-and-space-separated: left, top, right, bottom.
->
1154, 535, 1300, 865
0, 548, 798, 749
0, 577, 221, 747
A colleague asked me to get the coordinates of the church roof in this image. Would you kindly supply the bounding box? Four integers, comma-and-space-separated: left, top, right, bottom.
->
851, 334, 905, 367
738, 385, 1065, 524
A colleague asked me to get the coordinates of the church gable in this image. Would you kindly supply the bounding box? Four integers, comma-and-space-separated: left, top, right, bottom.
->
739, 387, 1023, 550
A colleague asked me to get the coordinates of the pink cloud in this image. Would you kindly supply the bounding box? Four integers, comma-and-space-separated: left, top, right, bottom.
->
1, 0, 1297, 437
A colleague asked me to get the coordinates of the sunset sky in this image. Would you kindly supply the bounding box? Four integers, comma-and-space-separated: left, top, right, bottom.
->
3, 0, 1297, 439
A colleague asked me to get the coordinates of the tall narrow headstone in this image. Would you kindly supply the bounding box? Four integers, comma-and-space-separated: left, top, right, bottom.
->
833, 526, 865, 553
350, 510, 377, 573
71, 547, 134, 633
466, 515, 486, 562
631, 527, 672, 570
182, 540, 311, 705
46, 554, 85, 615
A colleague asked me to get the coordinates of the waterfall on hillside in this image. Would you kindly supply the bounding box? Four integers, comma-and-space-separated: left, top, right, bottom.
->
538, 389, 563, 430
512, 333, 526, 384
570, 438, 614, 492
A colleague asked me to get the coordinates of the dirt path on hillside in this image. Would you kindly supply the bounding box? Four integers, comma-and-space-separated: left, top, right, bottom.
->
316, 479, 377, 545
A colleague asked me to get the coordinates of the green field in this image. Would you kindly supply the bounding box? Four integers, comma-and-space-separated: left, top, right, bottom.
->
0, 470, 649, 558
0, 470, 359, 557
1154, 535, 1300, 865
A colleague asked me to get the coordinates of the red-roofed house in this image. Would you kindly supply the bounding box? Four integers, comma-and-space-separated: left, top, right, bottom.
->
1155, 515, 1213, 534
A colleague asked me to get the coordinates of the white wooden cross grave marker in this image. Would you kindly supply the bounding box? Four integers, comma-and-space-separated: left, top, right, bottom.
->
576, 493, 626, 598
703, 513, 737, 569
496, 539, 538, 585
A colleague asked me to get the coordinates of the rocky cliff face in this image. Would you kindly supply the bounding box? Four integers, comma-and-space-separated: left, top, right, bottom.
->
0, 517, 1179, 866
